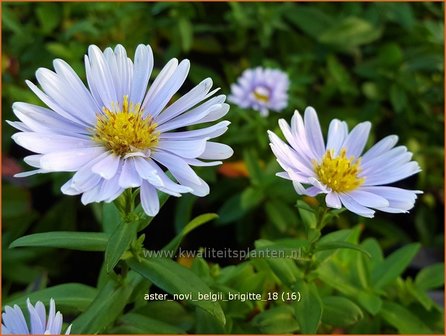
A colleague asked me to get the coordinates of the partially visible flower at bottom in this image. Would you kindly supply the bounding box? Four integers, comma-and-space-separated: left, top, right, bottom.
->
228, 67, 289, 117
2, 298, 71, 335
268, 107, 422, 218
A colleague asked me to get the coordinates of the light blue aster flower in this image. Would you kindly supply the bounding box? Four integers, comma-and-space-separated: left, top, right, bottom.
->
228, 67, 289, 117
268, 107, 422, 218
2, 298, 71, 335
9, 44, 233, 217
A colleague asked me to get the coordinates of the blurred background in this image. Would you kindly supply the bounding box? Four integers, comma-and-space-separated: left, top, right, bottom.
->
2, 1, 443, 310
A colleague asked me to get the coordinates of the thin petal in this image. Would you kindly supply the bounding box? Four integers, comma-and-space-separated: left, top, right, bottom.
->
118, 158, 142, 188
304, 107, 325, 158
147, 60, 190, 118
142, 58, 179, 113
155, 78, 213, 125
348, 190, 389, 208
27, 299, 45, 334
361, 135, 399, 162
12, 132, 95, 154
91, 152, 120, 179
140, 181, 160, 216
342, 121, 371, 158
326, 192, 342, 209
152, 151, 201, 185
87, 45, 118, 110
363, 161, 421, 186
199, 142, 233, 160
40, 147, 105, 172
326, 119, 348, 155
129, 44, 153, 105
339, 194, 375, 218
157, 139, 207, 159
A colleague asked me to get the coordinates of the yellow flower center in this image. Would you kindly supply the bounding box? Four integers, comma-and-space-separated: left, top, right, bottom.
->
314, 148, 365, 192
253, 87, 269, 103
93, 96, 159, 157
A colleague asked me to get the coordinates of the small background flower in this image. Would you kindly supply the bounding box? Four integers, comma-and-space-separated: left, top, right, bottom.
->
2, 298, 71, 335
228, 67, 289, 117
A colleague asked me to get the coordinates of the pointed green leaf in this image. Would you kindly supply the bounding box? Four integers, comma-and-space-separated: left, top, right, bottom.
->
379, 301, 432, 334
253, 305, 299, 333
102, 202, 121, 234
105, 221, 138, 272
4, 283, 97, 313
371, 243, 420, 289
415, 263, 444, 291
119, 313, 186, 334
127, 257, 226, 326
243, 149, 263, 185
71, 273, 140, 334
322, 296, 364, 327
164, 213, 218, 252
9, 232, 108, 251
294, 280, 322, 334
315, 241, 371, 258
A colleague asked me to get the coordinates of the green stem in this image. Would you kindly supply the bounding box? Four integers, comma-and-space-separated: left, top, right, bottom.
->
303, 205, 330, 278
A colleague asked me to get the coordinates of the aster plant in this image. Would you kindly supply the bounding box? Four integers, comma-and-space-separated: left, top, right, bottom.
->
7, 44, 231, 333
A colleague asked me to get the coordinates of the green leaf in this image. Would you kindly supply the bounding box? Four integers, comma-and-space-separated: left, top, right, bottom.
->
9, 232, 108, 251
102, 202, 121, 234
371, 243, 420, 289
315, 241, 371, 258
217, 194, 247, 225
379, 301, 432, 334
415, 263, 444, 291
265, 200, 297, 233
294, 280, 322, 334
243, 149, 263, 185
119, 313, 186, 334
5, 283, 97, 312
178, 18, 193, 52
36, 3, 61, 33
360, 238, 383, 270
134, 301, 194, 331
406, 278, 434, 311
195, 308, 226, 334
71, 273, 140, 334
255, 240, 302, 287
251, 238, 309, 259
105, 220, 138, 272
127, 257, 226, 325
322, 296, 364, 327
319, 17, 382, 49
241, 187, 264, 210
253, 305, 299, 334
296, 200, 317, 230
390, 84, 407, 113
163, 213, 218, 252
283, 5, 334, 39
357, 291, 382, 315
174, 194, 196, 233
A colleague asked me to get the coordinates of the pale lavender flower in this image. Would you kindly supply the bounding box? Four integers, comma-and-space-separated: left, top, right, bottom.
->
9, 44, 233, 217
2, 298, 71, 335
268, 107, 422, 218
228, 67, 289, 117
